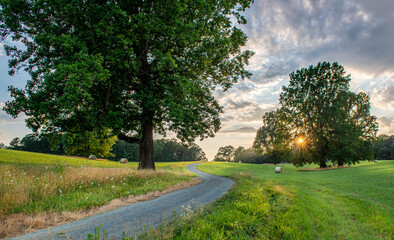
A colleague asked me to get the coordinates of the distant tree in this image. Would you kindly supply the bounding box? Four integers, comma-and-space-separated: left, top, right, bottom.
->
253, 110, 291, 164
233, 146, 245, 162
0, 143, 5, 149
1, 0, 254, 169
64, 128, 117, 158
214, 145, 235, 162
184, 143, 208, 162
111, 139, 140, 162
235, 148, 260, 163
372, 135, 394, 160
280, 62, 378, 168
154, 139, 206, 162
8, 137, 21, 150
20, 133, 53, 153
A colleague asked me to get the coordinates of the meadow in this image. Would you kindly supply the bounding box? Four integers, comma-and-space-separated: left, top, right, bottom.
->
137, 161, 393, 240
0, 149, 197, 238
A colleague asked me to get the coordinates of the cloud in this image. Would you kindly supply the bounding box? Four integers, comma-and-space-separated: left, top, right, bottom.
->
225, 99, 254, 110
221, 99, 276, 122
378, 116, 393, 135
0, 128, 10, 144
242, 0, 394, 75
249, 58, 300, 84
0, 102, 14, 124
0, 102, 26, 125
221, 127, 257, 134
371, 84, 394, 109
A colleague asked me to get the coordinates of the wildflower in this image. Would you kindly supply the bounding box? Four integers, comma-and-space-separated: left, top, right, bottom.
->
10, 180, 14, 183
60, 176, 63, 178
58, 189, 63, 193
111, 185, 115, 188
86, 197, 88, 200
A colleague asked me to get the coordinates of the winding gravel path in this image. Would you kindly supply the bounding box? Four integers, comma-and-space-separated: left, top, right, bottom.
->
11, 163, 234, 239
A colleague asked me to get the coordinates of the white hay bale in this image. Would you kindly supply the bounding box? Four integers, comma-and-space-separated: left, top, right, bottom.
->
120, 158, 128, 164
275, 167, 282, 173
88, 155, 97, 160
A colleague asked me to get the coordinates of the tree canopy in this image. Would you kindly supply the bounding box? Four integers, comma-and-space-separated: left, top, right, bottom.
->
1, 0, 254, 169
372, 134, 394, 160
279, 62, 378, 167
253, 110, 291, 164
214, 145, 235, 162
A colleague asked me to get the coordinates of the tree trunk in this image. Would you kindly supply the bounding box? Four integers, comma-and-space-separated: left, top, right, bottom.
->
139, 117, 155, 170
337, 161, 344, 167
319, 160, 327, 168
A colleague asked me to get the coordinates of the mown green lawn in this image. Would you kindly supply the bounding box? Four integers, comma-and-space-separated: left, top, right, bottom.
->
136, 161, 393, 240
196, 161, 393, 239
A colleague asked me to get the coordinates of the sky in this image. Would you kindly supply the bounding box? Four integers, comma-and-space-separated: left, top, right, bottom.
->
1, 0, 393, 160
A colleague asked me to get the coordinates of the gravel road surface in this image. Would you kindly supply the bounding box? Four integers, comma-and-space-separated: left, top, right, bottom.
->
11, 163, 234, 239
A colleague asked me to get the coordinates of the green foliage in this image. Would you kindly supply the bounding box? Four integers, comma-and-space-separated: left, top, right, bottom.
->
8, 137, 21, 150
87, 226, 109, 240
20, 133, 53, 153
111, 139, 207, 162
233, 147, 264, 163
154, 139, 207, 162
214, 145, 235, 162
64, 128, 117, 158
1, 0, 254, 169
279, 62, 378, 167
233, 146, 245, 161
111, 139, 140, 162
253, 110, 291, 164
372, 135, 394, 160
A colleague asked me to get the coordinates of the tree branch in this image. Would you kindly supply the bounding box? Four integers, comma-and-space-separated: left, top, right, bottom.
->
118, 132, 142, 144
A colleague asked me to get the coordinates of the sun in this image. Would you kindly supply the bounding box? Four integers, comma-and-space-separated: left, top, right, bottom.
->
297, 138, 304, 144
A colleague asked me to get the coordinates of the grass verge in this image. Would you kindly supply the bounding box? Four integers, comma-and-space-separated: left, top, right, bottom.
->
87, 173, 293, 240
0, 149, 199, 238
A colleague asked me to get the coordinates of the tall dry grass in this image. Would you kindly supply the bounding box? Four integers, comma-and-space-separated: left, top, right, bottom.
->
0, 163, 170, 216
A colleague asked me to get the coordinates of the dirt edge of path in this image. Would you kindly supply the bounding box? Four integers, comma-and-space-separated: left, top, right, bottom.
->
0, 178, 202, 239
297, 166, 351, 171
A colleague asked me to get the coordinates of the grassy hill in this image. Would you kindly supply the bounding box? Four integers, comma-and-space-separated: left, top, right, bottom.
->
0, 149, 197, 238
139, 161, 393, 240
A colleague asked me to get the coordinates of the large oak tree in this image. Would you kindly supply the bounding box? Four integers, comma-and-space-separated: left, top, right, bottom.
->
0, 0, 254, 169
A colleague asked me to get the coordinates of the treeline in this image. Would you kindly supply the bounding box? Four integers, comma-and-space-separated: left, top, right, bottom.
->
1, 133, 207, 162
214, 145, 266, 164
112, 138, 207, 162
372, 135, 394, 160
213, 134, 393, 165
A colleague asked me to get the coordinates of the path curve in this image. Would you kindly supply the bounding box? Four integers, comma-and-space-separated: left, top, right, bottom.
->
11, 163, 234, 240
